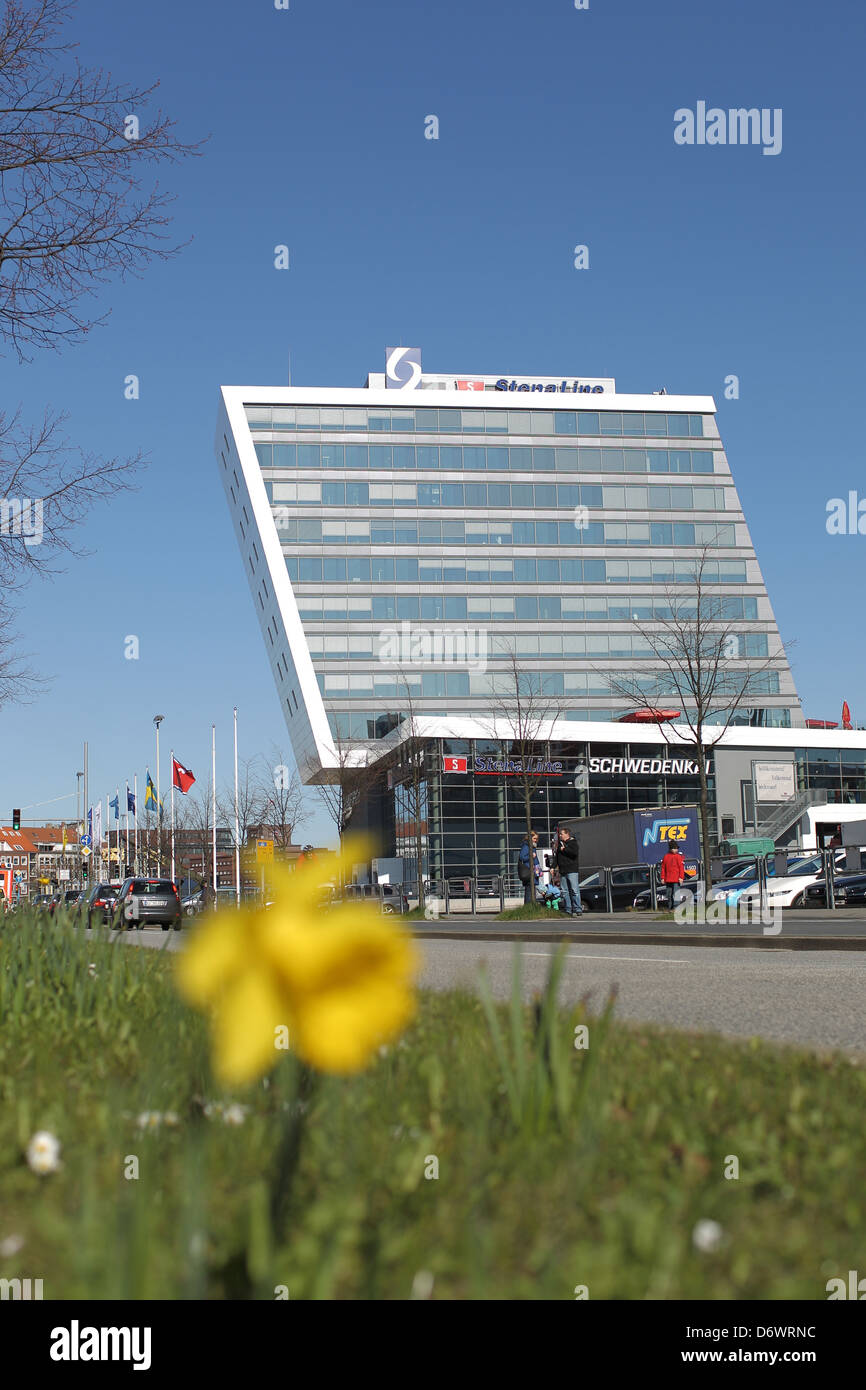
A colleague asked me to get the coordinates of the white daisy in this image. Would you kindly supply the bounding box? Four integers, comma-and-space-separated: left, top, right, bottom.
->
692, 1219, 725, 1253
222, 1104, 248, 1126
26, 1131, 61, 1175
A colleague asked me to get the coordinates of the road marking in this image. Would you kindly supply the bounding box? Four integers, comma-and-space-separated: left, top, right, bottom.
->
523, 951, 690, 964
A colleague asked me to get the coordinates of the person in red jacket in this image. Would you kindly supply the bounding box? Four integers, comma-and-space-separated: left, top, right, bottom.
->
660, 843, 686, 886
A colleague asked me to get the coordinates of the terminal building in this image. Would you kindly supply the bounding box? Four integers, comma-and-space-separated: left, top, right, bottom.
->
216, 354, 866, 878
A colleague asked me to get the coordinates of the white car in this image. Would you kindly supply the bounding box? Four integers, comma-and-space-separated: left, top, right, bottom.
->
735, 853, 844, 910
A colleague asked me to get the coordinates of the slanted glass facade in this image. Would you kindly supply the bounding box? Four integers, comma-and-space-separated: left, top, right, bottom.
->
244, 396, 801, 740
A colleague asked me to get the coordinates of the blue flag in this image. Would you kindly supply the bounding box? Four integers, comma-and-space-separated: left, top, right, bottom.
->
127, 785, 136, 814
110, 794, 120, 822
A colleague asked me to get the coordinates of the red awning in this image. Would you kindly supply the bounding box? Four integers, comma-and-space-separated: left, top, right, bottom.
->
805, 719, 839, 729
617, 708, 682, 724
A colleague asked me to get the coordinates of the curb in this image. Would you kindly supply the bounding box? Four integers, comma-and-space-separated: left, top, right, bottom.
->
412, 930, 866, 951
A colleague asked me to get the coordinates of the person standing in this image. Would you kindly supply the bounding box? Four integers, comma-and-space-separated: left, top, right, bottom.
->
660, 842, 686, 901
518, 831, 542, 905
555, 825, 583, 916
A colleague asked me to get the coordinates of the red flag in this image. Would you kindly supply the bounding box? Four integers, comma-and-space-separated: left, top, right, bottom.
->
842, 701, 852, 729
172, 758, 196, 794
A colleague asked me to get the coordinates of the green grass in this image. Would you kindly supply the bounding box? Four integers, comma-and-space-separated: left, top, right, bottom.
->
497, 903, 564, 920
0, 910, 863, 1299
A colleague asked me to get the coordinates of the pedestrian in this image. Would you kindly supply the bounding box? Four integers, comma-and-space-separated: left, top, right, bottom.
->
555, 825, 583, 916
659, 842, 686, 902
517, 831, 542, 905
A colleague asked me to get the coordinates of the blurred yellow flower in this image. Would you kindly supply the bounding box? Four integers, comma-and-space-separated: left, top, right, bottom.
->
175, 852, 418, 1084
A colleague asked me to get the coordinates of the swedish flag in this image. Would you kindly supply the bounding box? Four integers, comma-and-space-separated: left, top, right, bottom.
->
145, 773, 163, 818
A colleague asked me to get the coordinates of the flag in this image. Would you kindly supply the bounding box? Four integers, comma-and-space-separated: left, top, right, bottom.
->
62, 824, 67, 852
145, 773, 163, 819
93, 802, 103, 847
110, 793, 120, 822
87, 806, 92, 839
127, 784, 136, 814
172, 757, 196, 794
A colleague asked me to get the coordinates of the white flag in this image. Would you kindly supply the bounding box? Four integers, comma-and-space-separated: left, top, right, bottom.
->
93, 801, 103, 847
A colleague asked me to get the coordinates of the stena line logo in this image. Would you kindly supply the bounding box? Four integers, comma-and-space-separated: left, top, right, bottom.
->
50, 1320, 152, 1370
386, 346, 422, 390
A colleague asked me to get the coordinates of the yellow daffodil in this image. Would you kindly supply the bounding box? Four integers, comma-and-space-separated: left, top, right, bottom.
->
175, 851, 418, 1085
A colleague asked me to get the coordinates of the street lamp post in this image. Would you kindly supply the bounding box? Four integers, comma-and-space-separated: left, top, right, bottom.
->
153, 715, 164, 873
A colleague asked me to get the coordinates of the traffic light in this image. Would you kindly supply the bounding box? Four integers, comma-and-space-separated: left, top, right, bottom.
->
81, 861, 89, 882
12, 809, 20, 831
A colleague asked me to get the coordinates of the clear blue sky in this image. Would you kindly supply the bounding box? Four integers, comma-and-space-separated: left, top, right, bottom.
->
3, 0, 865, 841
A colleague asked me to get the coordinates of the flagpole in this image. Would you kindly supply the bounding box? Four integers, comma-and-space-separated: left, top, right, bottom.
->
125, 784, 130, 877
170, 750, 176, 884
212, 725, 217, 900
233, 707, 240, 907
134, 774, 139, 875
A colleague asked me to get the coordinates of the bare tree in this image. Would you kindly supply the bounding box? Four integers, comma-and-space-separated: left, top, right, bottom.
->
256, 747, 307, 850
311, 732, 383, 874
484, 642, 569, 902
605, 544, 793, 879
0, 0, 201, 359
0, 0, 199, 704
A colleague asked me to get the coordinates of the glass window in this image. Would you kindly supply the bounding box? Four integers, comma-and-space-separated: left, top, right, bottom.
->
484, 411, 508, 434
666, 414, 689, 437
299, 558, 322, 581
626, 486, 648, 509
464, 483, 486, 507
600, 448, 626, 473
442, 520, 465, 544
534, 484, 556, 507
393, 483, 417, 504
648, 485, 671, 509
529, 412, 555, 436
368, 411, 390, 433
515, 596, 538, 620
508, 412, 531, 435
557, 483, 581, 507
346, 521, 370, 545
605, 523, 627, 546
647, 450, 668, 473
418, 482, 441, 507
512, 521, 535, 545
438, 408, 461, 432
692, 449, 714, 473
416, 445, 439, 470
532, 448, 555, 471
414, 408, 438, 433
513, 558, 536, 583
394, 557, 417, 580
461, 410, 485, 434
322, 481, 344, 506
323, 557, 346, 582
346, 481, 369, 506
396, 596, 419, 620
463, 447, 486, 471
271, 444, 295, 469
370, 522, 394, 544
297, 483, 321, 504
555, 412, 577, 435
509, 447, 532, 471
372, 557, 395, 582
370, 445, 392, 469
600, 412, 622, 436
442, 484, 464, 506
622, 412, 644, 436
689, 415, 704, 436
486, 446, 508, 471
538, 596, 561, 620
345, 444, 368, 468
343, 408, 367, 432
347, 558, 370, 583
295, 408, 319, 430
651, 522, 673, 545
395, 521, 419, 544
535, 521, 558, 544
393, 446, 416, 470
445, 596, 468, 620
487, 482, 510, 507
603, 486, 624, 509
297, 444, 320, 468
254, 443, 272, 467
421, 595, 444, 620
644, 413, 667, 437
669, 449, 691, 473
370, 483, 392, 505
322, 520, 345, 542
577, 412, 600, 435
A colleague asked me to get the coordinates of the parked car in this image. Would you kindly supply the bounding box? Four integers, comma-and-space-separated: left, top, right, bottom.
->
30, 892, 54, 912
579, 865, 651, 912
181, 888, 205, 917
111, 878, 182, 931
82, 881, 124, 927
729, 852, 848, 911
632, 881, 699, 910
805, 872, 866, 907
341, 882, 410, 915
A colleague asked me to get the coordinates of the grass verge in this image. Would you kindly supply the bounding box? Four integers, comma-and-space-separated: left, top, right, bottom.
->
0, 910, 862, 1299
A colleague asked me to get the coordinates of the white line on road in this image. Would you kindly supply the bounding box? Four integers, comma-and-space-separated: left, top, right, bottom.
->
523, 951, 689, 964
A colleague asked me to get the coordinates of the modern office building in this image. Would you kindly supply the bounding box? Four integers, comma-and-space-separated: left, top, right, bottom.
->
216, 357, 865, 876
